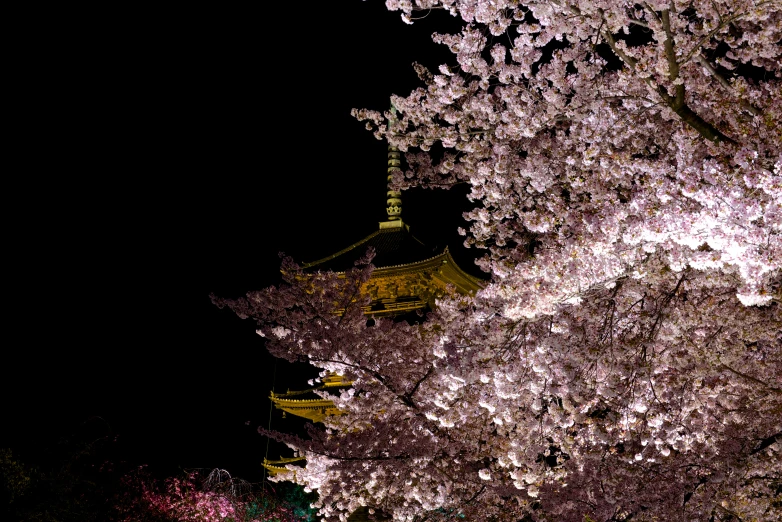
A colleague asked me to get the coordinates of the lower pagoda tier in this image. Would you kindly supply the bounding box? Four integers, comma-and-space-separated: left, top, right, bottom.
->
269, 373, 353, 423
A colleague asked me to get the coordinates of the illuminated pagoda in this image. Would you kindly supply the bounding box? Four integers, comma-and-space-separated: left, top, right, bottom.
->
300, 110, 483, 317
262, 108, 484, 506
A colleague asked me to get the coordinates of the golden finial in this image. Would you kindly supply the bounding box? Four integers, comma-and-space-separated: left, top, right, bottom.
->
386, 103, 402, 222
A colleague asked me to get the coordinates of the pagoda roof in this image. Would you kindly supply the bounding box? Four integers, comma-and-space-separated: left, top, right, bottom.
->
302, 221, 438, 273
270, 393, 342, 423
269, 373, 351, 423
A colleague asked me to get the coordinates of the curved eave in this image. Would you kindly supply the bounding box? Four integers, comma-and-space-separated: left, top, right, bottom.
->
317, 246, 485, 293
271, 398, 336, 408
320, 374, 353, 387
262, 457, 305, 479
263, 457, 306, 477
265, 457, 306, 465
262, 464, 291, 477
368, 247, 485, 295
271, 396, 343, 423
301, 229, 388, 269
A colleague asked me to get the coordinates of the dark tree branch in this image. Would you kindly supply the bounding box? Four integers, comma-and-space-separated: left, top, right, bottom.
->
599, 16, 735, 144
750, 431, 782, 455
661, 9, 685, 108
693, 54, 763, 117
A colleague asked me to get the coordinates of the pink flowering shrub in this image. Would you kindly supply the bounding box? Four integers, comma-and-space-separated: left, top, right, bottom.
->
117, 469, 312, 522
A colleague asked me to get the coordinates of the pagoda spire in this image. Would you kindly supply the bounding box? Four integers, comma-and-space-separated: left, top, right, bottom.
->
385, 104, 403, 222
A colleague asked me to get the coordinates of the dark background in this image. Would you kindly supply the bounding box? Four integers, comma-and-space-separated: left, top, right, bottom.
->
5, 2, 478, 485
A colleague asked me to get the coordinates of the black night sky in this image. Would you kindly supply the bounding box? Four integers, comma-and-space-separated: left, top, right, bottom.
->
5, 2, 477, 488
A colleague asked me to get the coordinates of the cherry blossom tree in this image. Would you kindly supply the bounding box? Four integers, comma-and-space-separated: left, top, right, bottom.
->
216, 1, 780, 520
